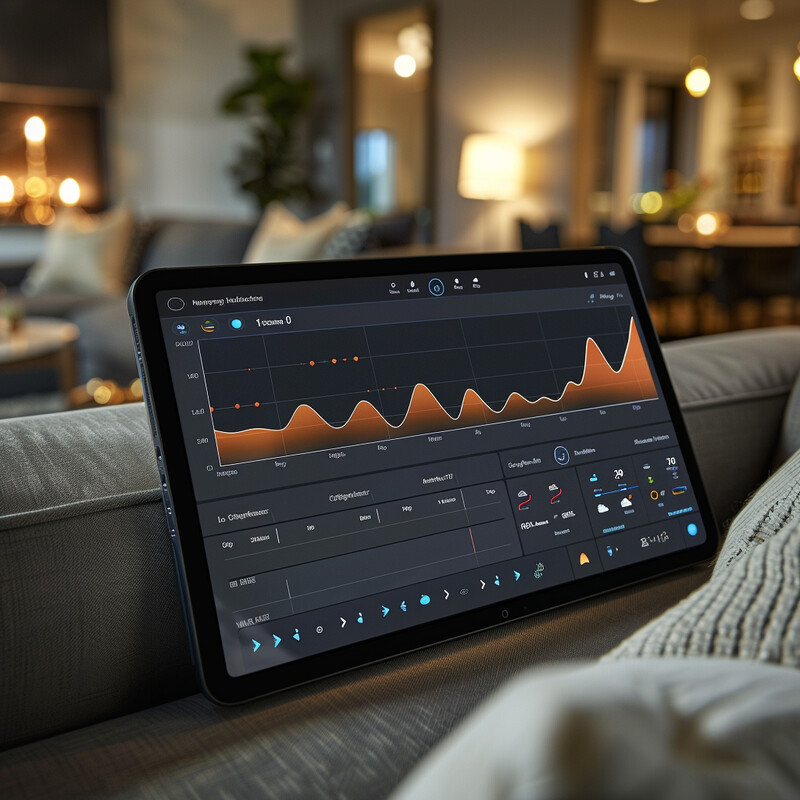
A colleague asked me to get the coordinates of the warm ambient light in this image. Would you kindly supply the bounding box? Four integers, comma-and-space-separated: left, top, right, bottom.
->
24, 116, 46, 143
685, 67, 711, 98
739, 0, 774, 20
640, 191, 663, 215
394, 54, 417, 78
24, 176, 47, 199
794, 54, 800, 82
696, 212, 718, 236
458, 134, 524, 200
0, 175, 14, 203
58, 178, 80, 206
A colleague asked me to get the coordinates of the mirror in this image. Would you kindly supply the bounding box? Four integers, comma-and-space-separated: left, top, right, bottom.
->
350, 5, 434, 232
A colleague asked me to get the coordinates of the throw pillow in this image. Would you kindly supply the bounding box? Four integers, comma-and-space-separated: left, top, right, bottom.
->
22, 206, 134, 296
242, 202, 352, 263
319, 213, 371, 260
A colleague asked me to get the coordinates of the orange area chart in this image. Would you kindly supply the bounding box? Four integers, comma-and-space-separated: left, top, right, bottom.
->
215, 318, 657, 464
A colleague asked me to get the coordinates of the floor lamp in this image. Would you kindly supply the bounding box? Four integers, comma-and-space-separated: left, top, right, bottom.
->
457, 133, 524, 250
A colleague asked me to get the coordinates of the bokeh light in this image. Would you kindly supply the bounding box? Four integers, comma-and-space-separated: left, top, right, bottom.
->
24, 116, 46, 143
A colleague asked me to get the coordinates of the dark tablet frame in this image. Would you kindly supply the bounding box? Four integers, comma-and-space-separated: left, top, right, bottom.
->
128, 248, 718, 704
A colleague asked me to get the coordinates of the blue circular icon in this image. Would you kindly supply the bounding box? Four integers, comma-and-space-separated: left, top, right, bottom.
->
419, 594, 431, 606
230, 318, 243, 330
172, 321, 189, 335
553, 445, 570, 466
687, 523, 698, 537
428, 278, 445, 297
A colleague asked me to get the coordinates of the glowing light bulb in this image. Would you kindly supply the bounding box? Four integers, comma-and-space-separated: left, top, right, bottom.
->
794, 55, 800, 82
0, 175, 14, 203
58, 178, 81, 206
685, 67, 711, 97
24, 116, 46, 143
394, 54, 417, 78
696, 213, 718, 236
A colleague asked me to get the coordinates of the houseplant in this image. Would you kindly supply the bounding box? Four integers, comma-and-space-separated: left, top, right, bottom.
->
220, 47, 313, 209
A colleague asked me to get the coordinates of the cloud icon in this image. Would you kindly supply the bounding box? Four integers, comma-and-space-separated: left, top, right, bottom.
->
620, 496, 633, 508
597, 503, 609, 513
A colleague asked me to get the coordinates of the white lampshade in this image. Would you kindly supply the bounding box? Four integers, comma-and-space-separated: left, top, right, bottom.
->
458, 134, 524, 200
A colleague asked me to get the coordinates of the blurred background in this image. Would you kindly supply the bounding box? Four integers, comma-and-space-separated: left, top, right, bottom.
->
2, 0, 800, 414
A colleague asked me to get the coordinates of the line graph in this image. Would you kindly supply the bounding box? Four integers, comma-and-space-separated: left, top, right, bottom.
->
201, 309, 658, 465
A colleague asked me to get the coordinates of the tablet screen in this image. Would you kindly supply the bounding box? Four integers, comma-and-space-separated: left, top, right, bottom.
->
135, 252, 714, 693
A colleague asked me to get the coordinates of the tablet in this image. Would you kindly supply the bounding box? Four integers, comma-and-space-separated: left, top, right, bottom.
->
129, 248, 717, 704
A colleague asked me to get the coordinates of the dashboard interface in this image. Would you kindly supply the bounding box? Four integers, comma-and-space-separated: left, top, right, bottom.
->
153, 262, 708, 678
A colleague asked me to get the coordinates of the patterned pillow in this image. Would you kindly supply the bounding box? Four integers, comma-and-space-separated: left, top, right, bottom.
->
319, 222, 370, 260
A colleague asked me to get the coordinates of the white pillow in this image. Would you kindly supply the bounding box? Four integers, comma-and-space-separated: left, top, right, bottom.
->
242, 202, 353, 263
22, 206, 134, 296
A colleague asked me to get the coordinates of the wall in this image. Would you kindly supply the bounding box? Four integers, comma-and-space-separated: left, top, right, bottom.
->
109, 0, 297, 220
299, 0, 580, 247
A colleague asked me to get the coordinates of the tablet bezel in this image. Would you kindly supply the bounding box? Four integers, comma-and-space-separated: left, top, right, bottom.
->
129, 248, 718, 704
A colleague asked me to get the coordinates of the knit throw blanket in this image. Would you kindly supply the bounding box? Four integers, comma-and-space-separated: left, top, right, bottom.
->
605, 446, 800, 666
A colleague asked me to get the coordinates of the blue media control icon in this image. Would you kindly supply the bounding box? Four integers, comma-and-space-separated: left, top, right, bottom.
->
251, 639, 261, 653
553, 445, 570, 466
419, 594, 431, 606
428, 278, 445, 297
687, 523, 698, 537
272, 634, 281, 648
230, 318, 243, 330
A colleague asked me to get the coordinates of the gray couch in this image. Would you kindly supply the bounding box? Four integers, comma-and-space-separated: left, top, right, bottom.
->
2, 326, 800, 798
1, 212, 418, 390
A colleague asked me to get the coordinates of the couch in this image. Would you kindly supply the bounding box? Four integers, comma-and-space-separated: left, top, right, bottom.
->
0, 212, 418, 392
2, 324, 800, 798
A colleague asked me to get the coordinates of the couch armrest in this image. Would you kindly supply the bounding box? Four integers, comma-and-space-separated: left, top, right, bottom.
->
663, 327, 800, 528
0, 405, 193, 751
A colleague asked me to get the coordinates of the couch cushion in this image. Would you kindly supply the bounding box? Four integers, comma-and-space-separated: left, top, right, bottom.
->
5, 288, 107, 319
663, 326, 800, 526
138, 220, 256, 273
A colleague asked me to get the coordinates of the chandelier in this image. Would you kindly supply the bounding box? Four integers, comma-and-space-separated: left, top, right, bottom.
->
0, 116, 81, 225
